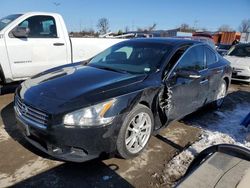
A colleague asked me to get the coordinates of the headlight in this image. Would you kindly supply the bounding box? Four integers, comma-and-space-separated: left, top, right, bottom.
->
63, 99, 116, 127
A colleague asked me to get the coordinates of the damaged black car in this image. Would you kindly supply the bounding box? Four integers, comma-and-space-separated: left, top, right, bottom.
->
14, 38, 232, 162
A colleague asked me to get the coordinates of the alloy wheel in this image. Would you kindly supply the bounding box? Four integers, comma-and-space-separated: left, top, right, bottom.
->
216, 81, 227, 107
125, 112, 152, 154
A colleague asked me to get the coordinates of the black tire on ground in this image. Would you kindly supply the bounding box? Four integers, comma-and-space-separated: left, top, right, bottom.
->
116, 104, 154, 159
211, 79, 227, 109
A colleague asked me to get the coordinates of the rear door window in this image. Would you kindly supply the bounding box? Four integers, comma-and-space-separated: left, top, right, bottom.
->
175, 45, 205, 71
205, 47, 217, 66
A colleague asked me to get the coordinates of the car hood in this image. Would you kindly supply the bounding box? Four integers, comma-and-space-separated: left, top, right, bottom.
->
224, 55, 250, 67
19, 64, 147, 113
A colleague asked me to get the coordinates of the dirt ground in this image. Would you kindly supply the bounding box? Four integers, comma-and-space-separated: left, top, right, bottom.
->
0, 82, 249, 188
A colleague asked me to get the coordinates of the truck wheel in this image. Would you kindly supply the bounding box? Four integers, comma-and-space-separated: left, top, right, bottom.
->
116, 104, 154, 159
212, 80, 227, 108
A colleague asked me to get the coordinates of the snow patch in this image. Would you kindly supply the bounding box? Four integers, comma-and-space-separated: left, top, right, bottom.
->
164, 103, 250, 185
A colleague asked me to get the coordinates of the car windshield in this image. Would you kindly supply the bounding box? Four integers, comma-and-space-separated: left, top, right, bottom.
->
88, 41, 170, 74
0, 14, 22, 31
227, 45, 250, 57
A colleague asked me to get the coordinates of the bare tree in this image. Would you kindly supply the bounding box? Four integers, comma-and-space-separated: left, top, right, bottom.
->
125, 26, 129, 33
117, 30, 123, 35
97, 18, 110, 34
69, 28, 98, 37
218, 24, 233, 32
239, 19, 250, 32
179, 23, 195, 32
180, 23, 190, 31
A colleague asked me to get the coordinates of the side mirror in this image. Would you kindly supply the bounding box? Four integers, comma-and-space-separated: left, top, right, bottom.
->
11, 27, 29, 38
221, 51, 227, 56
175, 69, 201, 79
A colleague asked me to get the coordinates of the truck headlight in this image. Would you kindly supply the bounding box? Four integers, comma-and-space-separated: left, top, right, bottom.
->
63, 99, 116, 127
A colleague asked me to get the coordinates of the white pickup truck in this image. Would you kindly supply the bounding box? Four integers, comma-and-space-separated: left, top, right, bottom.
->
0, 12, 125, 87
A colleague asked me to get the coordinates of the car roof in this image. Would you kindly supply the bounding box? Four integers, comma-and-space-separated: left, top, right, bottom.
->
128, 37, 202, 46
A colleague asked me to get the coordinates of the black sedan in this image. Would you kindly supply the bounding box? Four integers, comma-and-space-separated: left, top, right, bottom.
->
14, 38, 232, 162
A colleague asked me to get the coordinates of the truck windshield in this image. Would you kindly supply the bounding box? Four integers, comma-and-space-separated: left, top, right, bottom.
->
88, 41, 170, 74
227, 45, 250, 57
0, 14, 22, 31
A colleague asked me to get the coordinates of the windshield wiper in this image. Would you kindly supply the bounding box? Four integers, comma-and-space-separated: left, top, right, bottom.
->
98, 66, 130, 74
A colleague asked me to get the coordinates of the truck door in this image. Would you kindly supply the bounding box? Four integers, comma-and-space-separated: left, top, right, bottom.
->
5, 15, 68, 79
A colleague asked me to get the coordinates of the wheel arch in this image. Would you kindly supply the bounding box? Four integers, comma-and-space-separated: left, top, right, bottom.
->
138, 95, 168, 131
223, 76, 230, 90
139, 101, 150, 108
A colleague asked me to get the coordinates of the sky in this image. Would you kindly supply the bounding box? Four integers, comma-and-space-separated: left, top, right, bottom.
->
0, 0, 249, 32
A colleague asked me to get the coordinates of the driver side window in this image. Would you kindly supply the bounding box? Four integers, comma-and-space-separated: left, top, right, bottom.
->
12, 15, 57, 38
176, 45, 205, 71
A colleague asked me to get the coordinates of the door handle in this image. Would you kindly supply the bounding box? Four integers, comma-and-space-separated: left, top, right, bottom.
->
189, 75, 201, 79
53, 43, 65, 46
200, 79, 208, 85
216, 70, 223, 74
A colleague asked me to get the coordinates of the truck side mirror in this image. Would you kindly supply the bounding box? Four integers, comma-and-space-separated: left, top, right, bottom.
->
11, 27, 29, 38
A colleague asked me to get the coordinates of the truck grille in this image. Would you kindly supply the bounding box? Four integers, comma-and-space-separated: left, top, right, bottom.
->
15, 97, 49, 126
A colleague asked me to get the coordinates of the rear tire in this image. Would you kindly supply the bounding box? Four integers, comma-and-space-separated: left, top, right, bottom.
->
116, 104, 154, 159
211, 79, 227, 108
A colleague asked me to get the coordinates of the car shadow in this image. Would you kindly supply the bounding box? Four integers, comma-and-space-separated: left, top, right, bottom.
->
231, 80, 250, 86
180, 90, 250, 144
11, 161, 133, 188
155, 134, 185, 151
0, 82, 20, 95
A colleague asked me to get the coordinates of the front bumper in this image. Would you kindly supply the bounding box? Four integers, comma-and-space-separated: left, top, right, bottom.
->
231, 67, 250, 83
15, 106, 123, 162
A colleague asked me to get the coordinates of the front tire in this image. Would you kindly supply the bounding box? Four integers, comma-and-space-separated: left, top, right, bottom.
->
117, 104, 154, 159
0, 84, 2, 95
